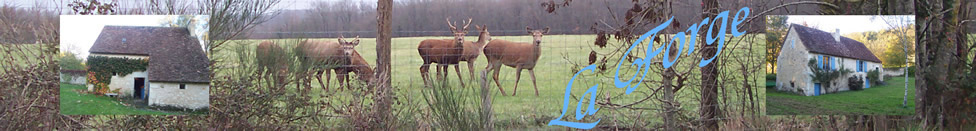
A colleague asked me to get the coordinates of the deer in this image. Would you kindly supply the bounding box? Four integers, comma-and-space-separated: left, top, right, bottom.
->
335, 50, 374, 90
418, 18, 472, 87
297, 36, 360, 91
256, 41, 290, 87
457, 25, 492, 84
483, 26, 549, 96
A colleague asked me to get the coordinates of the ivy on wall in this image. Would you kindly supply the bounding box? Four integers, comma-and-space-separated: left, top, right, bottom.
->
86, 56, 149, 94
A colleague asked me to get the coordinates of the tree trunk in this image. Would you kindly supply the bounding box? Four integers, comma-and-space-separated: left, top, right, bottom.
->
699, 0, 720, 130
903, 66, 908, 107
663, 58, 677, 130
915, 0, 959, 129
370, 0, 393, 129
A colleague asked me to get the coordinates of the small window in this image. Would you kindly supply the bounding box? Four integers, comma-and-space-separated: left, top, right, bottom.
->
179, 84, 186, 89
821, 56, 830, 70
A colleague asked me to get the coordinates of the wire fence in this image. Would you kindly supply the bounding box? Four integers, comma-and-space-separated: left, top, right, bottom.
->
230, 30, 603, 89
241, 29, 594, 39
233, 30, 765, 94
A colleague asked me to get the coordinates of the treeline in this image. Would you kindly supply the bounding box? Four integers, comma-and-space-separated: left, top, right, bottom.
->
0, 5, 59, 44
845, 26, 916, 68
245, 0, 632, 39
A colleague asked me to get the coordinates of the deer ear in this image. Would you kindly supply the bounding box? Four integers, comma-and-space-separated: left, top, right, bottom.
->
482, 24, 488, 30
526, 26, 532, 33
353, 36, 360, 46
543, 27, 550, 34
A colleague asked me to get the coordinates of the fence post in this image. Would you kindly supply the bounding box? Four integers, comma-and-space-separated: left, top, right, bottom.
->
480, 70, 494, 130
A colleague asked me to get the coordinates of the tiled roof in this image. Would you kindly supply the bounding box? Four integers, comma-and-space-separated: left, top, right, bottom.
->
790, 24, 882, 63
89, 26, 211, 83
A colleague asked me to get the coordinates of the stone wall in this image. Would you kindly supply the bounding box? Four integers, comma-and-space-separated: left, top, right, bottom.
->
147, 82, 209, 110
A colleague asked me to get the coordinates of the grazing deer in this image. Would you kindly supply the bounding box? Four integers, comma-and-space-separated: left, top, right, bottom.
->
297, 36, 360, 91
457, 25, 492, 83
483, 26, 549, 96
336, 50, 374, 89
256, 41, 290, 87
418, 18, 471, 87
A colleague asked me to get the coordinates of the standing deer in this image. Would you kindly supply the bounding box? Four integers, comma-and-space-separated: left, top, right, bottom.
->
297, 36, 360, 91
457, 25, 492, 83
336, 50, 374, 90
418, 18, 472, 87
256, 41, 290, 87
483, 26, 549, 96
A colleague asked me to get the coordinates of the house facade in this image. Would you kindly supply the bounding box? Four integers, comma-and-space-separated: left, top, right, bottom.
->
87, 26, 210, 110
776, 24, 883, 96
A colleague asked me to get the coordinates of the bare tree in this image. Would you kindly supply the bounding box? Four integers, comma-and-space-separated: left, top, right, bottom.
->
878, 15, 914, 107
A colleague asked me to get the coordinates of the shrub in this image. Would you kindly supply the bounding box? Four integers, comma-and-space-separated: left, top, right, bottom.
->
423, 82, 486, 130
807, 58, 852, 93
867, 69, 881, 85
766, 73, 776, 81
848, 75, 864, 91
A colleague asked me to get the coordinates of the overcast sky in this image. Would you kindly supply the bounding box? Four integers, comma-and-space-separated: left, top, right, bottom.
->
60, 15, 208, 60
786, 15, 914, 35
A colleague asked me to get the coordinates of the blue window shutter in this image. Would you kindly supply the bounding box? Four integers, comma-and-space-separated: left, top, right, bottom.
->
830, 57, 835, 70
817, 55, 823, 69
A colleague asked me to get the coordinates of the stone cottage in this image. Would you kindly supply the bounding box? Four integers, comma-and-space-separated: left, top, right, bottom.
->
87, 25, 210, 110
776, 24, 883, 96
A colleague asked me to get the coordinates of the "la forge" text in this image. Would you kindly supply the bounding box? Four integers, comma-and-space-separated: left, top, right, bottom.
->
548, 7, 750, 129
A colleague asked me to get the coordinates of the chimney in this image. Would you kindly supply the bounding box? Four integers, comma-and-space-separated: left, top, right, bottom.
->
833, 29, 840, 42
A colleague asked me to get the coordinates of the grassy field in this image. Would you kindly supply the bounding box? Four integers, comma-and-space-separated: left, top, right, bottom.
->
1, 44, 51, 73
219, 34, 767, 128
766, 77, 916, 115
59, 83, 180, 115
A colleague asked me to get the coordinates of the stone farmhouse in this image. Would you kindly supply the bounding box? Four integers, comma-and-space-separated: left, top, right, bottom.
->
87, 25, 210, 110
776, 24, 883, 96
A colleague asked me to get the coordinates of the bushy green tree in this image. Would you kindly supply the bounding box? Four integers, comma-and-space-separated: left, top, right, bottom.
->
765, 15, 788, 73
59, 52, 85, 70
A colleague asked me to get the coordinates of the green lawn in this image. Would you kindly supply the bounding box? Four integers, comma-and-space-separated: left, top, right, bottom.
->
218, 34, 767, 128
766, 77, 916, 115
59, 83, 179, 115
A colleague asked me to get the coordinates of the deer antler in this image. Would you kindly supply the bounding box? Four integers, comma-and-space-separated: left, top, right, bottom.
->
462, 18, 473, 30
446, 17, 457, 30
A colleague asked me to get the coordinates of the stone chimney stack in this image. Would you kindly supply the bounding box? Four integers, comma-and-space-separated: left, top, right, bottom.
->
833, 29, 840, 42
